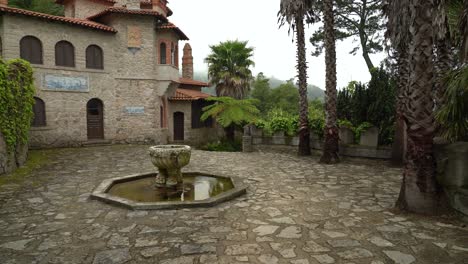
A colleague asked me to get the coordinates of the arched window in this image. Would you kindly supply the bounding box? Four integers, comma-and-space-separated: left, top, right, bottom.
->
55, 41, 75, 67
171, 42, 175, 65
86, 45, 103, 69
20, 36, 43, 64
32, 97, 46, 127
160, 42, 167, 64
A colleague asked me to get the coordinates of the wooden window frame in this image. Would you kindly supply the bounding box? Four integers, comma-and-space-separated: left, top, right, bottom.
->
32, 97, 46, 127
55, 40, 75, 67
20, 36, 43, 65
160, 42, 167, 64
86, 45, 104, 70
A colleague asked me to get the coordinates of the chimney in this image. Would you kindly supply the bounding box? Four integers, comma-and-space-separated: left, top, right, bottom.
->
0, 0, 8, 6
182, 43, 193, 80
152, 0, 168, 17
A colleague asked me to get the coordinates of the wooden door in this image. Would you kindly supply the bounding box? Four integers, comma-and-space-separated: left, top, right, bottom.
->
173, 112, 184, 141
87, 99, 104, 140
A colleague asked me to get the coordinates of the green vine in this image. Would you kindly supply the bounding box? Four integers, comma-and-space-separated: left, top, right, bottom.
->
0, 58, 35, 153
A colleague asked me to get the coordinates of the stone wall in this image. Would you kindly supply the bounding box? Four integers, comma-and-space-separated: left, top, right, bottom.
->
74, 0, 110, 19
0, 12, 183, 148
243, 126, 391, 159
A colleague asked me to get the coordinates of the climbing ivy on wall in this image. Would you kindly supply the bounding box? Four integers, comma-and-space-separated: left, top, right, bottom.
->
0, 59, 35, 153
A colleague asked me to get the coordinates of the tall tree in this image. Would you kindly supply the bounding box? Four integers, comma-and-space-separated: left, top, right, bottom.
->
385, 0, 411, 165
205, 40, 254, 100
250, 73, 271, 114
9, 0, 64, 16
310, 0, 385, 72
320, 0, 340, 163
395, 0, 446, 214
278, 0, 317, 156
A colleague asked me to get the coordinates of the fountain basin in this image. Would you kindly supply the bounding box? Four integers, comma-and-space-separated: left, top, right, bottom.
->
90, 172, 247, 210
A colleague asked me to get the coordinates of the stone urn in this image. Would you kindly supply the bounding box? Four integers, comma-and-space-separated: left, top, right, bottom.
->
148, 145, 191, 187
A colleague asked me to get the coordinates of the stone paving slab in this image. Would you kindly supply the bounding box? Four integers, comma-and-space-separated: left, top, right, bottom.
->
0, 145, 467, 264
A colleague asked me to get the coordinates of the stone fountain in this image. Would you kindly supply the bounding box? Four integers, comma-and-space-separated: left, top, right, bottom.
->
149, 145, 191, 187
91, 145, 246, 210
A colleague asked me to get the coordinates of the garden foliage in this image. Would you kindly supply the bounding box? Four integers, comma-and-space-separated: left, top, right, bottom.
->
0, 59, 35, 153
337, 67, 396, 145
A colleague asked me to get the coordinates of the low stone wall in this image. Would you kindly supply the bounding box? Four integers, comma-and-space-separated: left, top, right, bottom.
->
243, 126, 391, 159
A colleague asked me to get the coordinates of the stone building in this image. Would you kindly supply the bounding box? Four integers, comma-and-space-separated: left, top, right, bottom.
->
0, 0, 219, 148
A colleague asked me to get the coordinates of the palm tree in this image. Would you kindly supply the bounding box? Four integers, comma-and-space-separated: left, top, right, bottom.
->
385, 0, 411, 165
278, 0, 316, 156
395, 0, 446, 214
319, 0, 339, 163
205, 40, 254, 100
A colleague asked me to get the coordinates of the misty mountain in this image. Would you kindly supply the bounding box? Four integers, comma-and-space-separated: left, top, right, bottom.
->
193, 72, 325, 100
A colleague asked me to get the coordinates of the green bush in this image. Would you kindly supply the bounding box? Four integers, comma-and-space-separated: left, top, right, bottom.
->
354, 122, 373, 142
436, 65, 468, 142
309, 116, 325, 139
0, 59, 35, 153
264, 109, 297, 136
337, 119, 354, 129
201, 139, 242, 152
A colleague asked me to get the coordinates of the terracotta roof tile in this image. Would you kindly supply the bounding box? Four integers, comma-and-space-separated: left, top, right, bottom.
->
87, 7, 167, 22
179, 78, 209, 87
169, 88, 212, 101
0, 6, 116, 32
156, 22, 189, 40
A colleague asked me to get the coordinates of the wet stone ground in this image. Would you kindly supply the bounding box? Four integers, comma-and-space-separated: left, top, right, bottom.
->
0, 145, 467, 264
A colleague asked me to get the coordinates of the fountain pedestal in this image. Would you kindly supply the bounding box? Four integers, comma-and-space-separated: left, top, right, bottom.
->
148, 145, 191, 187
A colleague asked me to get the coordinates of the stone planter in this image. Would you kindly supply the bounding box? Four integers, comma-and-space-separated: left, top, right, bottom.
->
290, 136, 299, 146
438, 142, 468, 218
443, 142, 468, 188
339, 127, 354, 145
272, 131, 286, 145
252, 127, 263, 137
359, 127, 379, 147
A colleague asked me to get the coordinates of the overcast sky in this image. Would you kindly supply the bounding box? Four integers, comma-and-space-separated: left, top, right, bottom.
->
170, 0, 386, 90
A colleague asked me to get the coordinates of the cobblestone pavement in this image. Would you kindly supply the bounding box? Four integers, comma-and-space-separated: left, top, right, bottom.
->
1, 145, 467, 264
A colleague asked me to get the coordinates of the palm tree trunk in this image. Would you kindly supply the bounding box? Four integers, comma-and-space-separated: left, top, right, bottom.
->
392, 48, 409, 165
296, 15, 311, 156
396, 0, 446, 214
320, 0, 340, 164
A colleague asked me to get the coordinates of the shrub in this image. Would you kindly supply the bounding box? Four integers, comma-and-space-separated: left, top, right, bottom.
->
354, 122, 373, 142
265, 109, 297, 136
201, 139, 242, 152
309, 115, 325, 139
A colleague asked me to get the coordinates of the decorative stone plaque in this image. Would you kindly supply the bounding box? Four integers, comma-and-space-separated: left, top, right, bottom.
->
127, 26, 142, 48
125, 106, 145, 114
42, 74, 89, 92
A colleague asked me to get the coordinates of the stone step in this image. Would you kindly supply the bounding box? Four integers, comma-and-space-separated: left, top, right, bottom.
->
82, 140, 112, 147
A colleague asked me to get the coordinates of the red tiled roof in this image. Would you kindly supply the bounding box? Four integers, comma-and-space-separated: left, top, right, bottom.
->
156, 22, 189, 40
87, 7, 167, 22
0, 5, 117, 32
169, 88, 212, 101
179, 78, 209, 87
